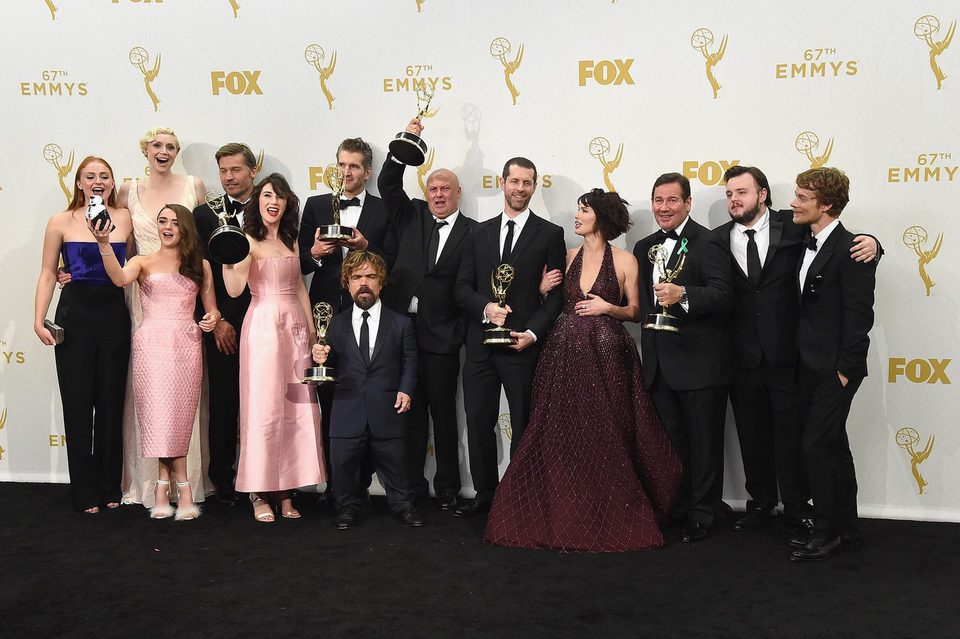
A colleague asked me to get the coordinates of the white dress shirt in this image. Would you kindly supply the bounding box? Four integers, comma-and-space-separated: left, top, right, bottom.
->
730, 208, 770, 278
351, 297, 382, 361
226, 196, 247, 226
500, 209, 530, 260
798, 218, 840, 292
339, 190, 366, 258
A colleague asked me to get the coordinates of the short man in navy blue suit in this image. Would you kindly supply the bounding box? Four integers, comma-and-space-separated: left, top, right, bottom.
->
311, 251, 422, 529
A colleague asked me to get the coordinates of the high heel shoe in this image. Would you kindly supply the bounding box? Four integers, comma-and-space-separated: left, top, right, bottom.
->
174, 480, 201, 521
150, 479, 175, 519
250, 493, 275, 523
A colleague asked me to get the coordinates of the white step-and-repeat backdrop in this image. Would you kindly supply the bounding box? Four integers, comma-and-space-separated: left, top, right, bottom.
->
1, 1, 957, 521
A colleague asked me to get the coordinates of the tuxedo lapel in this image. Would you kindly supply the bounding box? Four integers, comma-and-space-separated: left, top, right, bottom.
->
370, 310, 391, 365
507, 212, 541, 262
486, 216, 502, 265
339, 313, 364, 365
764, 212, 784, 271
432, 214, 468, 272
801, 223, 843, 293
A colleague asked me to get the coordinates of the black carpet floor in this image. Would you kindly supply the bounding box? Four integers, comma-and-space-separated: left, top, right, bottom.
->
2, 482, 958, 639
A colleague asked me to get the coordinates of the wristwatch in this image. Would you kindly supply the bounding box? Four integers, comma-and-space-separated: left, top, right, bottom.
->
679, 286, 688, 306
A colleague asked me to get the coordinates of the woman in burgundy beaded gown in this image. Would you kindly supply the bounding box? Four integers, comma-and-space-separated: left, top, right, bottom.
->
484, 189, 682, 552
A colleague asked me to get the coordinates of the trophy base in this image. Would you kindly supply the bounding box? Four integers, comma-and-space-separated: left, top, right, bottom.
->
389, 133, 428, 167
642, 312, 682, 334
317, 224, 355, 242
302, 366, 336, 385
208, 224, 250, 265
483, 326, 517, 346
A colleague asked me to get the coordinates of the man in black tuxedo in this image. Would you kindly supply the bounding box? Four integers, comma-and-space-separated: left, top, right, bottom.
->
193, 142, 256, 504
634, 172, 733, 543
453, 157, 566, 517
311, 250, 421, 529
788, 168, 877, 562
715, 165, 881, 534
298, 137, 398, 497
378, 118, 476, 511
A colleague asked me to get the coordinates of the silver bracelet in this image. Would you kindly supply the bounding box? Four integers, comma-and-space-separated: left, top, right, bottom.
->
99, 249, 113, 256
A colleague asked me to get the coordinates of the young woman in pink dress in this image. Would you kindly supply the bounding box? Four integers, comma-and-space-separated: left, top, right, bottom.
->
92, 203, 220, 520
223, 174, 325, 523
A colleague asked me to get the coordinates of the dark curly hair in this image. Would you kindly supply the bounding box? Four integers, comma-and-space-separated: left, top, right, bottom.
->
577, 188, 631, 241
243, 173, 300, 250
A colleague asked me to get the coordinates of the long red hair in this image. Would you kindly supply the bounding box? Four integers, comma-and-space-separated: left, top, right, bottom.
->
67, 156, 118, 211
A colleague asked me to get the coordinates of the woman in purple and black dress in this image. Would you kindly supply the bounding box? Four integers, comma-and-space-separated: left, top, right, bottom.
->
484, 189, 681, 552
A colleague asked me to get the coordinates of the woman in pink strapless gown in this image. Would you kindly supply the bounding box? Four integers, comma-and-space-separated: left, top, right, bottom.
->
92, 203, 220, 521
223, 173, 325, 523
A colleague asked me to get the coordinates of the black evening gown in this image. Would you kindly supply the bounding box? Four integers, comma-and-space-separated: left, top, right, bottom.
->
484, 244, 681, 551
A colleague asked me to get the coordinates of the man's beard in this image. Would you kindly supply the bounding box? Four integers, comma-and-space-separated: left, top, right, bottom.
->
353, 288, 376, 310
732, 202, 761, 226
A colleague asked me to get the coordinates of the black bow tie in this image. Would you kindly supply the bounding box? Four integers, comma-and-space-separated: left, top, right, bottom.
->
658, 229, 680, 241
227, 199, 245, 215
340, 197, 360, 208
804, 234, 818, 251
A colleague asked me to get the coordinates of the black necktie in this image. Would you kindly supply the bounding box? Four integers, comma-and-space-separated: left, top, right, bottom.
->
502, 220, 516, 264
340, 197, 360, 208
658, 228, 679, 241
359, 311, 370, 366
426, 219, 448, 268
745, 229, 761, 286
804, 234, 818, 251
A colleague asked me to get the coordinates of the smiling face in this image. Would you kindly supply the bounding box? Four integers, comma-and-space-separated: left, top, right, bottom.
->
790, 186, 833, 231
502, 164, 536, 214
651, 181, 691, 232
145, 133, 180, 174
76, 160, 115, 202
426, 170, 461, 219
258, 181, 287, 225
156, 207, 182, 248
218, 153, 257, 201
337, 149, 372, 197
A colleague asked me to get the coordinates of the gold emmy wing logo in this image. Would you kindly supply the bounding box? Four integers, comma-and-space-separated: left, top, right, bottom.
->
490, 37, 523, 106
588, 137, 623, 192
44, 0, 57, 20
416, 0, 426, 13
795, 131, 833, 168
129, 46, 161, 112
255, 149, 265, 174
902, 226, 943, 296
896, 427, 934, 495
691, 27, 727, 99
496, 412, 512, 441
228, 0, 239, 18
417, 148, 435, 197
0, 407, 6, 461
304, 44, 337, 110
915, 15, 956, 90
43, 143, 74, 206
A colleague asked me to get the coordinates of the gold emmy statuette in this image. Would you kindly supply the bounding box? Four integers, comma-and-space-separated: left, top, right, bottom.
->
304, 44, 336, 110
388, 88, 435, 166
129, 46, 161, 112
691, 27, 727, 99
43, 143, 74, 206
483, 264, 518, 346
317, 165, 354, 241
490, 36, 523, 105
795, 131, 833, 169
915, 15, 956, 90
643, 241, 687, 334
205, 190, 250, 265
896, 427, 934, 495
588, 136, 623, 193
903, 225, 943, 297
303, 303, 337, 385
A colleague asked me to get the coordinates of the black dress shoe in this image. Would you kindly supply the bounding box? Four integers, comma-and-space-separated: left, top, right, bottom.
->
733, 507, 775, 531
398, 506, 424, 527
453, 499, 491, 518
214, 488, 237, 506
334, 507, 358, 530
790, 536, 841, 562
788, 532, 811, 549
435, 490, 458, 511
782, 515, 814, 534
680, 520, 709, 543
